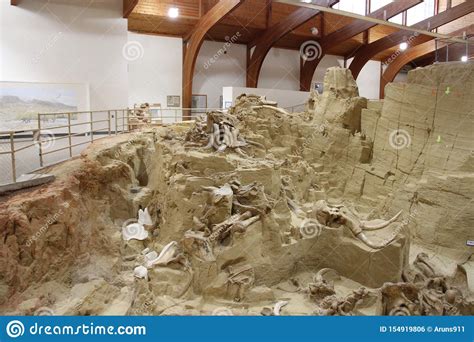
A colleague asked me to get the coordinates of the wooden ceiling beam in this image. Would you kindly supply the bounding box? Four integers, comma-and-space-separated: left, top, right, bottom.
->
246, 0, 338, 88
299, 0, 421, 91
349, 1, 474, 79
380, 25, 473, 98
123, 0, 139, 18
182, 0, 244, 117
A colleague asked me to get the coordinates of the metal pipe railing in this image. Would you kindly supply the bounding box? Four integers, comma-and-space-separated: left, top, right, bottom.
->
0, 107, 222, 185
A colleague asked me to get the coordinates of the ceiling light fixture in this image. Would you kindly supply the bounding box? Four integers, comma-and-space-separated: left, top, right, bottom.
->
168, 7, 179, 18
399, 42, 408, 51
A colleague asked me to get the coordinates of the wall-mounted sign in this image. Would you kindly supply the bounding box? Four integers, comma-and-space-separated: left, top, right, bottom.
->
167, 95, 180, 108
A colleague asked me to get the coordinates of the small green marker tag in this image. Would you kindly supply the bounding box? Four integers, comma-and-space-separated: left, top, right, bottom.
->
436, 135, 441, 143
445, 86, 451, 95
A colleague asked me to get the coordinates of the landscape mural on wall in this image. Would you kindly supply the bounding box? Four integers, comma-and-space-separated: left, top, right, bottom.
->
0, 82, 88, 131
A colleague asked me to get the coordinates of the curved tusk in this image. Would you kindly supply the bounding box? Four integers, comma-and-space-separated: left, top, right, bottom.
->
314, 268, 340, 283
360, 210, 402, 231
355, 225, 402, 249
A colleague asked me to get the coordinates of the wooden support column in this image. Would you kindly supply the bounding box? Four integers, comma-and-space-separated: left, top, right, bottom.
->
299, 0, 420, 91
379, 25, 473, 98
246, 0, 338, 88
182, 0, 244, 119
349, 1, 474, 79
123, 0, 139, 18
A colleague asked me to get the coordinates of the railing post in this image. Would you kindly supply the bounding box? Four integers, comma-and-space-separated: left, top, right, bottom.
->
38, 113, 44, 167
10, 133, 16, 183
68, 112, 72, 158
115, 110, 118, 135
108, 110, 111, 136
90, 111, 94, 142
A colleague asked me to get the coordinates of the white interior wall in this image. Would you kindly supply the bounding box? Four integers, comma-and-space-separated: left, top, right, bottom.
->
259, 48, 301, 90
193, 40, 246, 108
0, 0, 128, 111
354, 59, 382, 99
127, 32, 183, 112
311, 55, 344, 84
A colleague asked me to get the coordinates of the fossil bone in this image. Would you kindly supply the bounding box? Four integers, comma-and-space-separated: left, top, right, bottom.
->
134, 265, 148, 279
273, 301, 289, 316
145, 241, 179, 268
310, 200, 403, 249
138, 208, 153, 226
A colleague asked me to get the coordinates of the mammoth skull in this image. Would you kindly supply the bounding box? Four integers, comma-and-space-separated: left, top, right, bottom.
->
310, 200, 403, 250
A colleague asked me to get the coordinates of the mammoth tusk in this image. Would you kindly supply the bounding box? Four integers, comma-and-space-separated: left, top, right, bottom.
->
355, 225, 402, 249
360, 210, 402, 231
314, 268, 340, 283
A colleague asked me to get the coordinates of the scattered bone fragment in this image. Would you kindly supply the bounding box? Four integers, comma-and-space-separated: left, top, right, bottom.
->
273, 301, 289, 316
134, 266, 148, 279
138, 208, 153, 226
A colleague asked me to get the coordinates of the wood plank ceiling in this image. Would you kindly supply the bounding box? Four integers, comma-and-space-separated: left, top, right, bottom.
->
127, 0, 414, 61
125, 0, 473, 96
